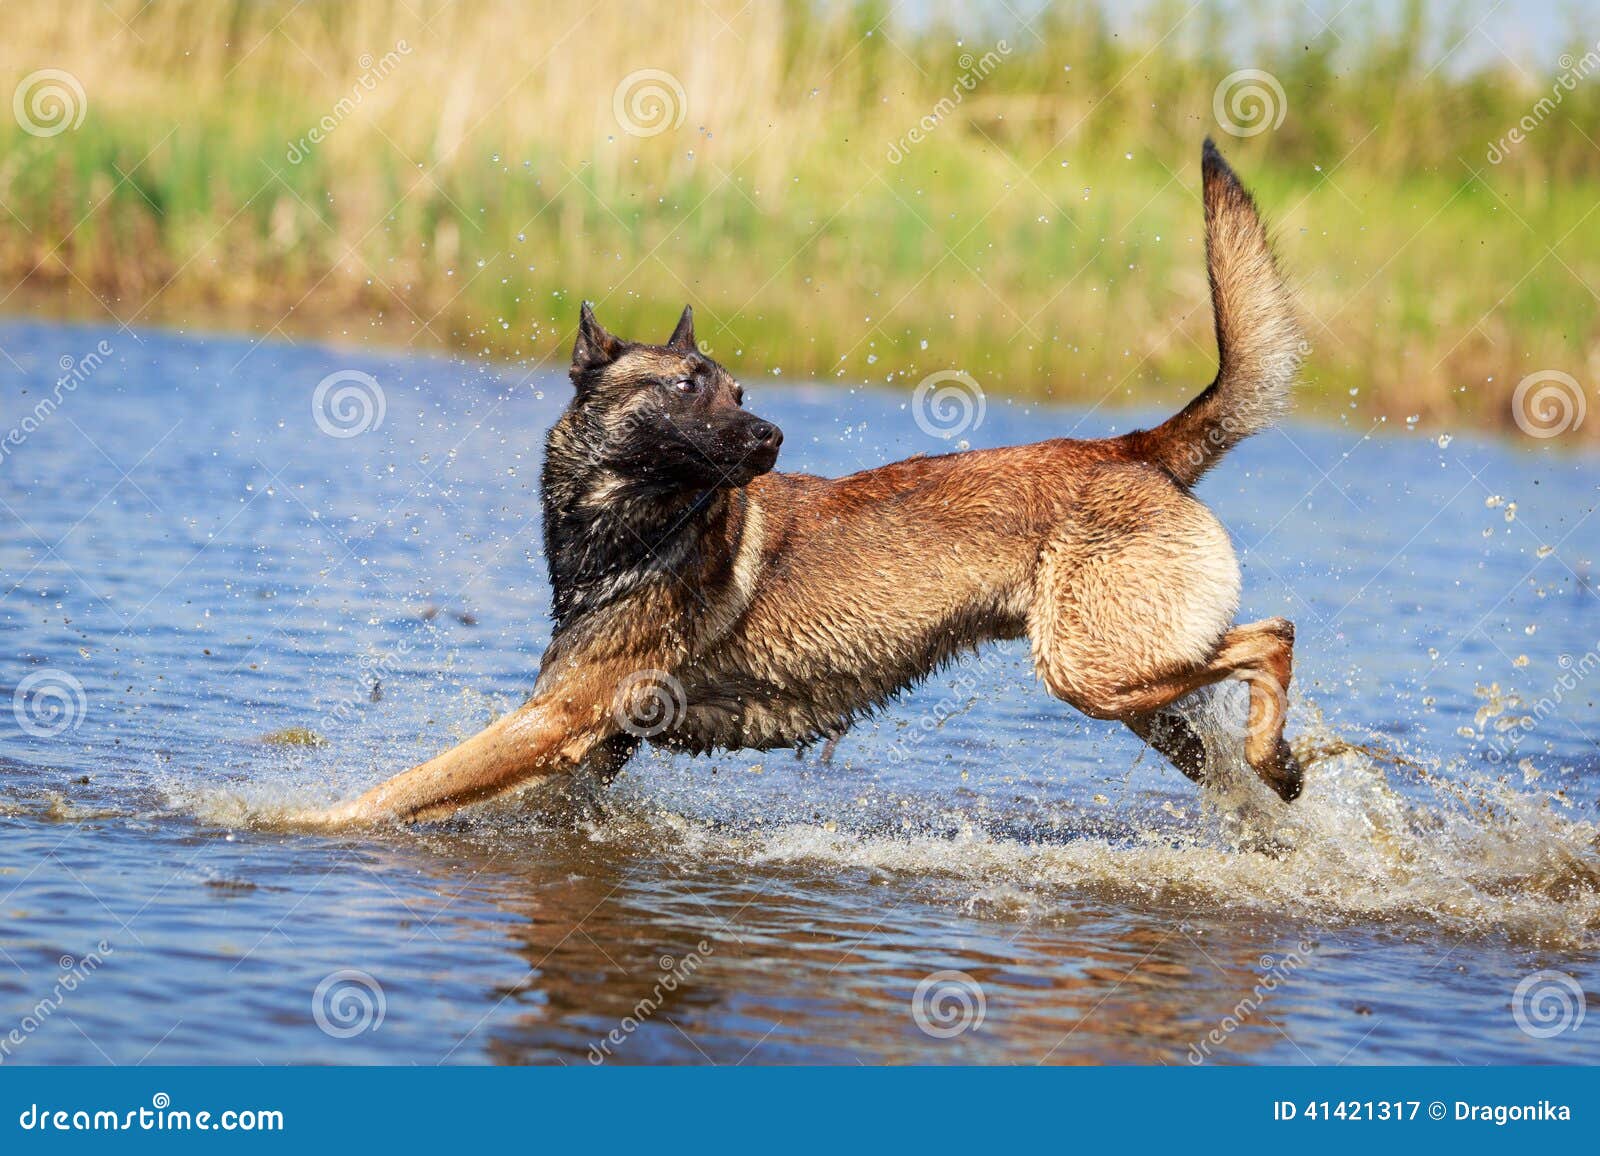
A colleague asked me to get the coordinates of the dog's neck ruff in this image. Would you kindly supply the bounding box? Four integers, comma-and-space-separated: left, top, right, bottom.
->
542, 462, 735, 632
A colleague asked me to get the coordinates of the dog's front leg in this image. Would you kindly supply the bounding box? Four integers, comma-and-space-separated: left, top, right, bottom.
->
298, 655, 641, 827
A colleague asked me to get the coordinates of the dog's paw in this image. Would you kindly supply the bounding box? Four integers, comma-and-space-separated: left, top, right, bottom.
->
1256, 738, 1304, 803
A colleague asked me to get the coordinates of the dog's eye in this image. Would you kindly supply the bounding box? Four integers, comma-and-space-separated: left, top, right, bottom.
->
672, 378, 698, 394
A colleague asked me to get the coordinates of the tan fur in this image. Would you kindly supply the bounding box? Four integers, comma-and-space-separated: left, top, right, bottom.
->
1123, 139, 1302, 486
294, 141, 1305, 830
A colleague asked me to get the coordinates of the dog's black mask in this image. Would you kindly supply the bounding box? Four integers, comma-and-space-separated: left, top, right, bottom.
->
561, 302, 781, 491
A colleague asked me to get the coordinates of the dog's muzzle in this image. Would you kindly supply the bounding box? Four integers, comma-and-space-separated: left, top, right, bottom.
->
746, 420, 782, 453
733, 416, 782, 479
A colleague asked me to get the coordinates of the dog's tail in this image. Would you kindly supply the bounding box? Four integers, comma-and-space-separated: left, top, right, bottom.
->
1125, 139, 1301, 488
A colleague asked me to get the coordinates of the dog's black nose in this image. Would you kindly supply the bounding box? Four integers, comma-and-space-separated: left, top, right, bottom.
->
749, 421, 782, 449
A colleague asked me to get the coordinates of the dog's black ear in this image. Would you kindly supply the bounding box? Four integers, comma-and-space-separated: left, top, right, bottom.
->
666, 305, 696, 352
571, 301, 626, 381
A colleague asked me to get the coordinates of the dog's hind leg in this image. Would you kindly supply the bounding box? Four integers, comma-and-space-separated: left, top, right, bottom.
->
1041, 619, 1302, 801
1112, 620, 1299, 798
1039, 613, 1302, 802
1028, 490, 1302, 801
1124, 710, 1209, 786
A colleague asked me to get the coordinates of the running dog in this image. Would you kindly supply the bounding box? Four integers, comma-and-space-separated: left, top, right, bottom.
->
305, 139, 1304, 827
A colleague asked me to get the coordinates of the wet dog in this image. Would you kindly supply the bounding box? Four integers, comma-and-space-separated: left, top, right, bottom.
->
306, 139, 1304, 827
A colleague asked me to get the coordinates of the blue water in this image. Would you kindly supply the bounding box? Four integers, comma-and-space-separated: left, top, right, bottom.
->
0, 319, 1596, 1065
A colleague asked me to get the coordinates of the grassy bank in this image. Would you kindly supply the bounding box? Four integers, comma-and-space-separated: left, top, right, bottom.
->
3, 0, 1598, 438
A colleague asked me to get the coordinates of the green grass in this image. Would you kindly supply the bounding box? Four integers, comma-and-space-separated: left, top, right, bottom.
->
3, 0, 1598, 439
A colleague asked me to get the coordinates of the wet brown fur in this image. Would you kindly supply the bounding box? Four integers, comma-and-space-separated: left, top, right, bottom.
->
303, 140, 1305, 828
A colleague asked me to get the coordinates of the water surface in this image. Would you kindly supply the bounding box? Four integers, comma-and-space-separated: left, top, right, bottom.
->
1, 320, 1597, 1065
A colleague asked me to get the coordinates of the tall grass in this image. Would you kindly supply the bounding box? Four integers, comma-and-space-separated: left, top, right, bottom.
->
2, 0, 1598, 437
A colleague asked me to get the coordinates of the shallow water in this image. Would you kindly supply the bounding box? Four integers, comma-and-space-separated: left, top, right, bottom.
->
1, 319, 1597, 1065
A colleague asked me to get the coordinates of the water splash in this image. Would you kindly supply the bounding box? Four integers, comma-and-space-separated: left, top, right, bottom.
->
154, 683, 1600, 949
597, 690, 1599, 949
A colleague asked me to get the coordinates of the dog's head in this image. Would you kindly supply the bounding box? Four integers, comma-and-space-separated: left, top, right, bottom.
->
560, 302, 782, 490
